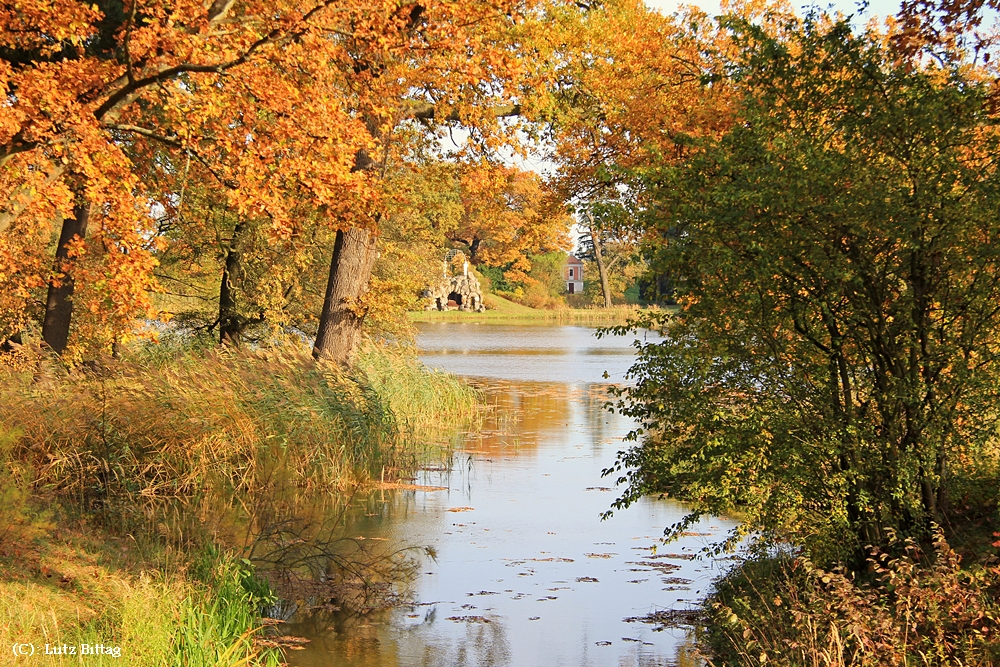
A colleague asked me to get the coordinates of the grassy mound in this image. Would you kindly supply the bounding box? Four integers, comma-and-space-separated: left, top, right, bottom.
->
411, 293, 646, 324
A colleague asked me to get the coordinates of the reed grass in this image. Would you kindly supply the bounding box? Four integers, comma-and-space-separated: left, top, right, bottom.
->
0, 337, 478, 666
1, 339, 476, 516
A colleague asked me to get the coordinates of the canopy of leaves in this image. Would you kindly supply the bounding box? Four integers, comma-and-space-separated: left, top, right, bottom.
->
0, 0, 546, 354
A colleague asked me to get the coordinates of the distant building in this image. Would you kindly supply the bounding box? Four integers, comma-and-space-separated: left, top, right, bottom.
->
565, 254, 584, 294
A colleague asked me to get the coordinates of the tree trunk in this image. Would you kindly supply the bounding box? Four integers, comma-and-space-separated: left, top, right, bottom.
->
219, 221, 247, 346
312, 227, 379, 364
590, 222, 612, 308
42, 202, 91, 354
312, 124, 382, 364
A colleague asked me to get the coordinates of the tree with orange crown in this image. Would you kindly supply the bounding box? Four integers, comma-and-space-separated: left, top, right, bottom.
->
0, 0, 548, 361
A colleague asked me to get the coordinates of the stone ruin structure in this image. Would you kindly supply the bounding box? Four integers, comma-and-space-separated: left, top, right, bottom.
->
423, 254, 486, 312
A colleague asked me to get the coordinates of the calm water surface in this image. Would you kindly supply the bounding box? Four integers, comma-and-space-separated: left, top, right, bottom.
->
285, 323, 735, 667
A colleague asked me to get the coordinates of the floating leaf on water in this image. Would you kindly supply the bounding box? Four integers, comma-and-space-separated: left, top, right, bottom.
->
376, 482, 449, 491
624, 609, 704, 630
644, 553, 697, 561
257, 636, 311, 650
627, 561, 681, 572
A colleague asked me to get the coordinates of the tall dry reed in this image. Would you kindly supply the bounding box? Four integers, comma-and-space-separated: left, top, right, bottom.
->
1, 339, 476, 530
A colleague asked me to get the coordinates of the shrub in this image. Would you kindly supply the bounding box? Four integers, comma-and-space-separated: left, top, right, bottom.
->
704, 533, 1000, 666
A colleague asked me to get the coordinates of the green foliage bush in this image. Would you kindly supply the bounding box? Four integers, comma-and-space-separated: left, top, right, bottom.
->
608, 15, 1000, 563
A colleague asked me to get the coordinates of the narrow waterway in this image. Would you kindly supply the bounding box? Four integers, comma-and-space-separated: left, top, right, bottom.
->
285, 323, 736, 667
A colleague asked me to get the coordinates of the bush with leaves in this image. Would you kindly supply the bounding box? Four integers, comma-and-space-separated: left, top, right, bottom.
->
606, 14, 1000, 563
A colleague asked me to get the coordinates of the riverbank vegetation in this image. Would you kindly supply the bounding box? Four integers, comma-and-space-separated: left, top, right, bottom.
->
602, 8, 1000, 667
410, 293, 645, 324
0, 339, 476, 665
5, 0, 1000, 663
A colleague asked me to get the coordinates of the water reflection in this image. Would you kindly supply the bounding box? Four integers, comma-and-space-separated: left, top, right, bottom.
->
282, 324, 733, 667
416, 322, 652, 383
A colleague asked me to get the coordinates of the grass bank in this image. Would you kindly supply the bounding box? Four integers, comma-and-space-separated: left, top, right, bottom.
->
0, 338, 478, 666
409, 293, 648, 325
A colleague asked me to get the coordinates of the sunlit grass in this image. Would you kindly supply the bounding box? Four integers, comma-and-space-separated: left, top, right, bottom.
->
0, 533, 282, 667
409, 293, 648, 324
1, 338, 477, 509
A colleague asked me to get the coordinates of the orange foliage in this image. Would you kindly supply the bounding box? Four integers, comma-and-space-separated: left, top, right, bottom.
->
543, 0, 735, 199
0, 0, 548, 353
455, 164, 571, 283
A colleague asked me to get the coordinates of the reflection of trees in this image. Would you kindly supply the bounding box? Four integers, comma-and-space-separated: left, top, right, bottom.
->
582, 384, 619, 451
458, 380, 628, 458
464, 381, 576, 456
457, 621, 512, 667
284, 606, 401, 667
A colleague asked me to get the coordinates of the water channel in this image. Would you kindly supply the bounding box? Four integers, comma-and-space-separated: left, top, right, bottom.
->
285, 323, 737, 667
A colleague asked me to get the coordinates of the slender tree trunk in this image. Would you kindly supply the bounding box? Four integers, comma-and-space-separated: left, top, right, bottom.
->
219, 221, 247, 346
588, 219, 612, 308
312, 227, 379, 363
42, 202, 91, 354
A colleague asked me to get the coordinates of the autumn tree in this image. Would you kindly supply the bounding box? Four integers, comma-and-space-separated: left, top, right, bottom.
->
447, 163, 571, 284
895, 0, 1000, 57
0, 0, 385, 356
1, 0, 556, 361
605, 16, 1000, 564
540, 0, 732, 211
577, 198, 645, 307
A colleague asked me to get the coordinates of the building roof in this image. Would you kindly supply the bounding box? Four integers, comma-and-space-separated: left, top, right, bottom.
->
567, 253, 584, 265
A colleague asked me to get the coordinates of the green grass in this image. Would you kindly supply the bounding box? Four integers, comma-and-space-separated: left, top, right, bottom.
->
0, 529, 282, 667
409, 293, 647, 325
